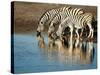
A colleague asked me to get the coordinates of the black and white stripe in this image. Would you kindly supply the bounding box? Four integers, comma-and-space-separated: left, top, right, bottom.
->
37, 6, 71, 34
48, 7, 84, 38
56, 13, 94, 39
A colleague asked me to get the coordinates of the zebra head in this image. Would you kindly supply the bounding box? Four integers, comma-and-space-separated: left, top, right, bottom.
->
37, 17, 46, 37
37, 11, 49, 32
37, 20, 45, 32
56, 17, 69, 37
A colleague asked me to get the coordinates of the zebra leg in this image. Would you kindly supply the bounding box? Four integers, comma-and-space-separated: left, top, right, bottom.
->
48, 23, 55, 37
75, 29, 79, 38
80, 28, 83, 37
75, 37, 79, 48
90, 25, 94, 38
87, 23, 93, 38
69, 25, 73, 38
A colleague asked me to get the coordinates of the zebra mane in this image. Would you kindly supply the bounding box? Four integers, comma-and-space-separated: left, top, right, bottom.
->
38, 6, 72, 24
38, 9, 50, 24
38, 8, 57, 24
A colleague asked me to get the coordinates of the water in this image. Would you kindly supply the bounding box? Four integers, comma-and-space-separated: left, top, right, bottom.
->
13, 34, 97, 74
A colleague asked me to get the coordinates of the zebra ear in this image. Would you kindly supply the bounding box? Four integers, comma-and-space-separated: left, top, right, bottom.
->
79, 8, 84, 14
67, 6, 71, 9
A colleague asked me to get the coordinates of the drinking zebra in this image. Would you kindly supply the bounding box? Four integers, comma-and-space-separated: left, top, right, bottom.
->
37, 6, 71, 37
56, 13, 94, 39
48, 7, 84, 39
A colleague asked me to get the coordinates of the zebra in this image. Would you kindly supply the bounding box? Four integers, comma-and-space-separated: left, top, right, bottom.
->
48, 7, 84, 39
56, 13, 94, 39
37, 6, 71, 37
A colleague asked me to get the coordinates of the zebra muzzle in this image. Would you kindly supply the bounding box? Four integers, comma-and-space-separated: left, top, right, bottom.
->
37, 31, 41, 37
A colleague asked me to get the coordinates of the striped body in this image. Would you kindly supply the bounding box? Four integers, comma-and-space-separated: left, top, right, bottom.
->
56, 13, 94, 38
37, 6, 71, 32
71, 13, 93, 29
48, 7, 84, 37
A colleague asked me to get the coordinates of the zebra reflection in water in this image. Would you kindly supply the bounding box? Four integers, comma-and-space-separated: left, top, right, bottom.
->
36, 35, 45, 48
40, 36, 95, 65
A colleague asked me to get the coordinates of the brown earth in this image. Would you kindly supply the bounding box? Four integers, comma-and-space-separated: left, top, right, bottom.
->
12, 1, 97, 34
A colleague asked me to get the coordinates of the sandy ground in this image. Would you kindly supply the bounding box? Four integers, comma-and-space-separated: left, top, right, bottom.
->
12, 1, 97, 34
